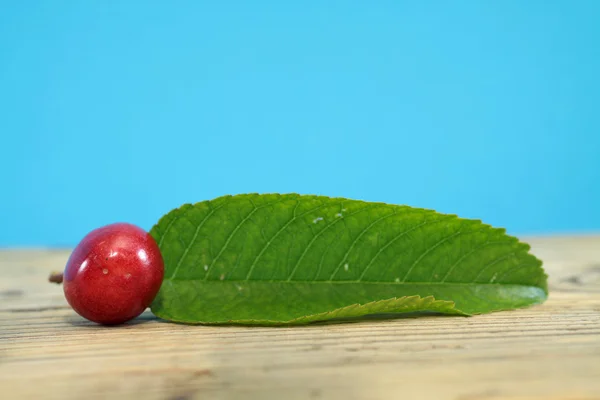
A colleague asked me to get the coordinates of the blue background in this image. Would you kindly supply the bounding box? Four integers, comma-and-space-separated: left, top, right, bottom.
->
1, 1, 599, 247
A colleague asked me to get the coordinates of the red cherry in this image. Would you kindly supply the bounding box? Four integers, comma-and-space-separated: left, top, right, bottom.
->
63, 223, 164, 325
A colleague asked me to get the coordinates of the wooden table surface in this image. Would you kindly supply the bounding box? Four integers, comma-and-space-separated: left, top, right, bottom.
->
1, 236, 599, 400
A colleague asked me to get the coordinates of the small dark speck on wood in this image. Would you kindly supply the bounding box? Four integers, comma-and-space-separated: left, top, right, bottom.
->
588, 264, 600, 273
0, 289, 24, 297
169, 395, 192, 400
561, 275, 582, 285
48, 272, 64, 284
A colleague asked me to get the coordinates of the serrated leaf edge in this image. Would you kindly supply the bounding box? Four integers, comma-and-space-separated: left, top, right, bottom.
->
151, 295, 470, 326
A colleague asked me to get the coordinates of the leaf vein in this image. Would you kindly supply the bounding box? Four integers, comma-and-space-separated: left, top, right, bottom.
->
472, 252, 518, 282
401, 230, 463, 282
171, 201, 228, 279
440, 240, 506, 282
205, 196, 286, 280
358, 218, 442, 281
496, 262, 540, 282
157, 204, 196, 248
287, 204, 376, 282
314, 227, 347, 280
329, 209, 399, 280
246, 200, 328, 279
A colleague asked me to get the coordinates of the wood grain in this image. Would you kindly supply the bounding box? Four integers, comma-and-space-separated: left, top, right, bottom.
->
1, 236, 599, 400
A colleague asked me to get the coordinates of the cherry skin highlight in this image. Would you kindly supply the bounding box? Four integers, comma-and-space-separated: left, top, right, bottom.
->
63, 223, 164, 325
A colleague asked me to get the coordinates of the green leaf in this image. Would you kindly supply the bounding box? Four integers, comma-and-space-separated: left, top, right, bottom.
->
150, 194, 547, 325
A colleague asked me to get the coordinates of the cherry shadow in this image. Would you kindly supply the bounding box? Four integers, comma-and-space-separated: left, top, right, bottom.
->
65, 309, 159, 328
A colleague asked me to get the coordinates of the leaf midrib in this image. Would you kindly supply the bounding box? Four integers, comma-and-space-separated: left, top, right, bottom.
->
163, 279, 543, 288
